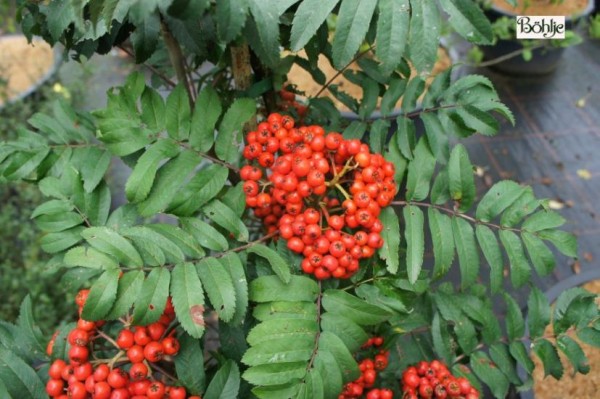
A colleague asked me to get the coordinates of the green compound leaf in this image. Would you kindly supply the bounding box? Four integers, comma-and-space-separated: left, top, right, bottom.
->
242, 336, 313, 367
379, 207, 400, 274
247, 318, 318, 347
527, 286, 551, 340
557, 335, 590, 375
216, 0, 249, 43
331, 0, 378, 70
318, 331, 360, 382
537, 229, 578, 258
452, 216, 479, 289
81, 227, 143, 267
247, 0, 281, 68
522, 210, 566, 232
499, 230, 530, 288
215, 98, 256, 163
408, 0, 441, 72
470, 351, 510, 399
219, 253, 248, 325
439, 0, 493, 44
243, 362, 307, 386
448, 144, 476, 212
375, 0, 409, 75
137, 150, 200, 217
428, 208, 455, 279
406, 138, 436, 201
202, 200, 249, 242
253, 301, 316, 322
290, 0, 340, 51
197, 258, 236, 322
0, 347, 46, 399
404, 205, 424, 284
320, 313, 369, 355
522, 231, 556, 277
174, 332, 206, 396
249, 275, 319, 303
190, 86, 222, 152
81, 268, 120, 321
475, 225, 503, 293
165, 84, 191, 140
533, 339, 563, 379
125, 139, 180, 203
476, 181, 525, 222
133, 267, 171, 325
106, 270, 144, 320
246, 244, 291, 283
171, 263, 206, 339
322, 290, 391, 326
503, 293, 525, 341
181, 218, 229, 252
204, 360, 241, 399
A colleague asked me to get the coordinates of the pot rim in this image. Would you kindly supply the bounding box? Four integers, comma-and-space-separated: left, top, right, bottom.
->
488, 0, 595, 20
0, 34, 63, 110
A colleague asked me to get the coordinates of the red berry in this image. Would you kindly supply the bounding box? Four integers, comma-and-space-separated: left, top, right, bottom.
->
46, 379, 64, 397
162, 337, 180, 356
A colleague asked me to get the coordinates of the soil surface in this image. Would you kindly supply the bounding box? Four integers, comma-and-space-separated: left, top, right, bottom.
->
492, 0, 590, 17
287, 47, 451, 114
532, 280, 600, 399
0, 35, 55, 106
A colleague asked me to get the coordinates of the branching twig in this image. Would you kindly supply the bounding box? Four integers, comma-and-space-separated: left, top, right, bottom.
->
464, 43, 546, 68
313, 45, 376, 100
117, 45, 177, 88
160, 20, 196, 107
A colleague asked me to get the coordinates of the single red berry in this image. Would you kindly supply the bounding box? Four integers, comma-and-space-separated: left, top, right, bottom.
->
162, 337, 180, 356
127, 345, 145, 364
93, 363, 110, 382
129, 362, 149, 380
45, 379, 64, 397
92, 381, 111, 399
68, 345, 89, 364
143, 341, 164, 363
146, 381, 166, 399
68, 328, 90, 347
107, 368, 129, 389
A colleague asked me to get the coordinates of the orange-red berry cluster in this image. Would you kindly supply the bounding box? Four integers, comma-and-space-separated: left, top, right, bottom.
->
401, 360, 480, 399
241, 113, 397, 279
339, 337, 392, 399
45, 290, 200, 399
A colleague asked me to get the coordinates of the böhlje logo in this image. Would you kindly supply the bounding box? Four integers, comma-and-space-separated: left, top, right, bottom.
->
516, 15, 566, 39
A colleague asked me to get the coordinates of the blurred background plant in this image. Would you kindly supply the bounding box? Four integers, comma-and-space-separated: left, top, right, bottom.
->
0, 76, 86, 333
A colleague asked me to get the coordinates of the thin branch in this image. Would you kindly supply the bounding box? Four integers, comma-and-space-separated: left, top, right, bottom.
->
173, 139, 240, 173
160, 19, 196, 108
464, 43, 546, 68
392, 200, 521, 233
117, 45, 177, 88
313, 45, 376, 99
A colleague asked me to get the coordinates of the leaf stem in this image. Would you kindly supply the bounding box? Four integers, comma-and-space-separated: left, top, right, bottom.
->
391, 200, 521, 233
306, 281, 323, 372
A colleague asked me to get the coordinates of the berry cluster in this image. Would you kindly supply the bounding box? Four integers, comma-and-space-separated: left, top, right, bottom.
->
45, 290, 200, 399
339, 337, 392, 399
401, 360, 479, 399
241, 113, 397, 279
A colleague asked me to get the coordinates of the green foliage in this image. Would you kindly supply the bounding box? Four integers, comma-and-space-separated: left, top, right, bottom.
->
1, 1, 598, 398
